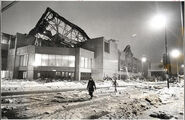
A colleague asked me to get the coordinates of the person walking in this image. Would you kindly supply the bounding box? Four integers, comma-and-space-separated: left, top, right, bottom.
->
112, 76, 118, 92
87, 77, 96, 99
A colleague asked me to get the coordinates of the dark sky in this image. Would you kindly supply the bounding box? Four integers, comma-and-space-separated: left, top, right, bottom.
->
2, 1, 183, 64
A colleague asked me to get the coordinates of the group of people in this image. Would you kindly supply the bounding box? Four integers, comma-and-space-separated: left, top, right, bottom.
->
87, 77, 118, 99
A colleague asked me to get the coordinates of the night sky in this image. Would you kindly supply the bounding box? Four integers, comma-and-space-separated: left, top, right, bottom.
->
2, 1, 183, 65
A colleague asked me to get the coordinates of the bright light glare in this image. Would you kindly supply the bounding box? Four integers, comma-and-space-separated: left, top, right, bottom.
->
131, 34, 137, 38
170, 49, 181, 58
181, 64, 184, 68
150, 14, 166, 30
142, 57, 147, 62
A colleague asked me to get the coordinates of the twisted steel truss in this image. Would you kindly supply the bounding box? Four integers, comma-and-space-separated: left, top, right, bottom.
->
29, 7, 90, 47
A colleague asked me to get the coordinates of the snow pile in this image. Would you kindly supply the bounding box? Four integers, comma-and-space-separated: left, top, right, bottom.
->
156, 86, 184, 104
2, 79, 130, 92
1, 79, 87, 92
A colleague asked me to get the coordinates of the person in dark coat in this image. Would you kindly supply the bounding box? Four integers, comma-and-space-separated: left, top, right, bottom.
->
87, 77, 96, 99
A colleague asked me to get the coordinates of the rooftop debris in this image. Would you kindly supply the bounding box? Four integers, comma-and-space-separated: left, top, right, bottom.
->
28, 7, 90, 47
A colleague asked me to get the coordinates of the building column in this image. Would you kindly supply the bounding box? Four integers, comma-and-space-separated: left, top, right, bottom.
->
27, 53, 35, 80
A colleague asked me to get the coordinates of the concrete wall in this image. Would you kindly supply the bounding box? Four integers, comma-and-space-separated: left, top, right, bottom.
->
75, 48, 94, 80
7, 49, 16, 79
35, 46, 76, 55
103, 40, 118, 78
82, 37, 119, 80
82, 37, 104, 80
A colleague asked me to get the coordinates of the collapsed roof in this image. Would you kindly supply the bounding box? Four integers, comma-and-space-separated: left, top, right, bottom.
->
28, 7, 90, 47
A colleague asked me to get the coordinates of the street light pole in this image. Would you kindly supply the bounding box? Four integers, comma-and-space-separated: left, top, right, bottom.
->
164, 23, 170, 88
176, 59, 179, 82
170, 49, 181, 83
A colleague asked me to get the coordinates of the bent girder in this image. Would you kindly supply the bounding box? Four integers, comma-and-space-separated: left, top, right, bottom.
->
29, 7, 90, 47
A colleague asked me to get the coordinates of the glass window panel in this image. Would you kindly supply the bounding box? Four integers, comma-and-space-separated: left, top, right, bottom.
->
23, 72, 27, 79
23, 54, 28, 66
41, 54, 48, 66
68, 56, 75, 67
62, 56, 69, 67
80, 57, 84, 68
34, 54, 42, 66
56, 55, 62, 66
85, 58, 88, 68
62, 72, 65, 77
71, 72, 74, 77
65, 72, 68, 77
48, 55, 56, 66
56, 72, 61, 76
87, 58, 92, 68
20, 55, 24, 66
104, 42, 110, 53
69, 72, 71, 76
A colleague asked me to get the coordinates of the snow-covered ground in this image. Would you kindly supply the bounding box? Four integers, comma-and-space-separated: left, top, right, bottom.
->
1, 79, 146, 92
1, 78, 184, 119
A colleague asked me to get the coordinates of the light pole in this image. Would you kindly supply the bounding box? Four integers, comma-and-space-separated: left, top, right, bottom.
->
170, 49, 181, 82
150, 14, 169, 87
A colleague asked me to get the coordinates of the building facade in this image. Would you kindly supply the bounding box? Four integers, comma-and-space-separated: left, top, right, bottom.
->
1, 7, 143, 81
119, 45, 142, 79
3, 33, 118, 81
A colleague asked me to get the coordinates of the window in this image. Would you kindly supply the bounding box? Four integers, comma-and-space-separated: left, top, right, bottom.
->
23, 72, 27, 79
56, 55, 62, 66
62, 72, 65, 77
88, 58, 92, 68
104, 42, 110, 53
34, 54, 42, 66
2, 36, 9, 44
80, 57, 92, 69
20, 55, 28, 66
20, 55, 24, 66
69, 56, 75, 67
62, 56, 69, 67
34, 54, 75, 67
24, 55, 28, 66
48, 55, 56, 66
85, 58, 88, 68
56, 72, 61, 76
37, 73, 41, 78
41, 54, 49, 66
80, 57, 85, 68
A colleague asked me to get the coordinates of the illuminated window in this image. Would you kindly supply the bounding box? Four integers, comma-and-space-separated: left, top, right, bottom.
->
71, 72, 74, 77
62, 56, 69, 67
20, 55, 28, 66
80, 57, 85, 68
34, 54, 75, 67
48, 55, 56, 66
80, 57, 92, 69
23, 72, 27, 79
62, 72, 65, 77
65, 72, 68, 77
41, 54, 49, 66
88, 58, 92, 68
56, 55, 62, 66
85, 58, 88, 68
34, 54, 42, 66
56, 72, 61, 76
69, 56, 75, 67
